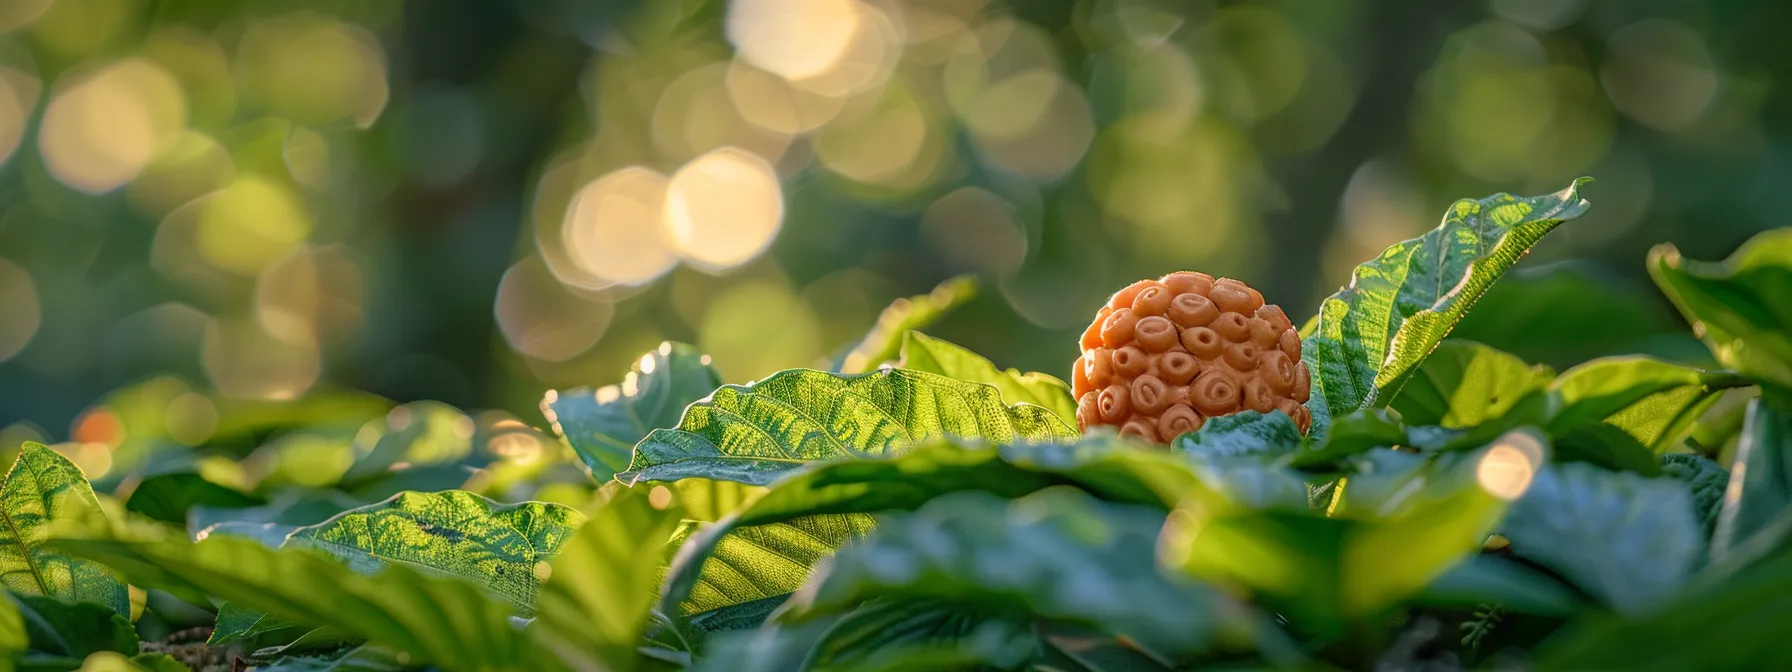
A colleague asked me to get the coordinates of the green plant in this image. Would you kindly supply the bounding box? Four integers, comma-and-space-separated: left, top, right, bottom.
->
7, 178, 1792, 671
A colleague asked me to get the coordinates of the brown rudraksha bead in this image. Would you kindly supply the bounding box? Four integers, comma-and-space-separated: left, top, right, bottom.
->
1072, 272, 1311, 444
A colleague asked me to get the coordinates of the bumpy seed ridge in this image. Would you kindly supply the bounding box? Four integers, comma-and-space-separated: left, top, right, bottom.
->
1074, 271, 1311, 443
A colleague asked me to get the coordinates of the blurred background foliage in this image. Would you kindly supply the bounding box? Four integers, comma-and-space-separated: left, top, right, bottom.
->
0, 0, 1782, 495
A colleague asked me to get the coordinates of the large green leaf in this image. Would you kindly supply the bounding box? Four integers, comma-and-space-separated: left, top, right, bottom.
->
123, 472, 263, 525
0, 593, 23, 672
658, 437, 1216, 621
1710, 398, 1792, 567
1390, 340, 1555, 429
9, 594, 137, 661
619, 368, 1076, 486
1300, 178, 1593, 439
1172, 411, 1305, 461
1545, 356, 1748, 453
1661, 452, 1729, 540
542, 343, 723, 482
786, 487, 1240, 657
0, 443, 128, 615
339, 401, 478, 486
1648, 227, 1792, 392
532, 485, 685, 672
896, 331, 1076, 427
790, 599, 1035, 672
285, 490, 584, 614
1535, 544, 1792, 670
50, 530, 553, 672
839, 276, 977, 374
1499, 462, 1703, 615
1165, 431, 1545, 637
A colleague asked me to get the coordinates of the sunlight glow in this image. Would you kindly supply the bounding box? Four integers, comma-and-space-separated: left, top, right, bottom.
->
562, 166, 678, 287
665, 147, 784, 272
38, 58, 187, 194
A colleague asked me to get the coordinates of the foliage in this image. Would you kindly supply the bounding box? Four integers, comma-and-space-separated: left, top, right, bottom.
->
6, 185, 1792, 671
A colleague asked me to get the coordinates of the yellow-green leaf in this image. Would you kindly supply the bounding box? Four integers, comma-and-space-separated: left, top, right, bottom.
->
0, 443, 127, 615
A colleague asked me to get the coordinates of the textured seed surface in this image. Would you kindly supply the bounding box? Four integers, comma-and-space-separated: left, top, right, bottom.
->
1073, 271, 1311, 443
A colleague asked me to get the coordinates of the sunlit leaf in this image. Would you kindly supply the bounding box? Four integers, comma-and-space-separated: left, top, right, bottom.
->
1649, 228, 1792, 393
1390, 340, 1554, 429
0, 442, 129, 615
1301, 178, 1593, 440
1499, 462, 1703, 615
543, 343, 723, 483
1545, 356, 1748, 455
787, 487, 1240, 657
50, 531, 552, 672
285, 490, 584, 614
659, 437, 1215, 621
839, 276, 977, 374
531, 485, 684, 672
897, 331, 1076, 427
620, 368, 1076, 486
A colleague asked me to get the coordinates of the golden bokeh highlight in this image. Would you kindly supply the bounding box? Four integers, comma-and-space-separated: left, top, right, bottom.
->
495, 256, 616, 362
562, 166, 678, 287
256, 244, 366, 347
726, 0, 862, 81
38, 58, 187, 194
651, 63, 791, 165
725, 60, 846, 135
201, 316, 320, 401
283, 127, 334, 188
1476, 431, 1545, 501
235, 12, 389, 128
813, 81, 934, 184
786, 1, 903, 98
665, 147, 785, 272
0, 259, 41, 364
196, 176, 313, 277
125, 130, 235, 216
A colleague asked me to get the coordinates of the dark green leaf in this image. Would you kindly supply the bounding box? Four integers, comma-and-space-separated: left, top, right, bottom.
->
1545, 356, 1748, 454
1172, 411, 1304, 461
659, 437, 1215, 620
897, 331, 1076, 426
1452, 260, 1698, 369
50, 531, 552, 672
1390, 340, 1554, 429
11, 594, 137, 659
542, 343, 723, 482
1648, 228, 1792, 392
839, 276, 977, 374
1500, 462, 1703, 615
209, 600, 304, 646
0, 442, 129, 614
1414, 554, 1581, 616
620, 368, 1076, 486
1661, 453, 1729, 540
787, 487, 1239, 657
123, 472, 263, 525
531, 485, 685, 672
1535, 544, 1792, 670
799, 598, 1036, 672
1710, 398, 1792, 566
1166, 431, 1544, 635
1301, 178, 1593, 439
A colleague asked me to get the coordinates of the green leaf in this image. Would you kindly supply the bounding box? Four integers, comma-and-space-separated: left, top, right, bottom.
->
1172, 411, 1304, 461
1165, 432, 1545, 636
209, 600, 304, 646
620, 368, 1076, 486
542, 343, 723, 483
285, 490, 584, 614
659, 437, 1216, 620
50, 531, 553, 672
10, 594, 137, 659
189, 489, 367, 540
1661, 453, 1729, 540
795, 598, 1036, 672
839, 276, 977, 374
0, 592, 24, 671
339, 401, 477, 486
1710, 398, 1792, 566
1546, 356, 1748, 454
127, 653, 199, 672
1499, 461, 1703, 615
531, 485, 685, 672
1301, 178, 1593, 436
1648, 228, 1792, 392
1534, 544, 1792, 670
896, 331, 1076, 427
123, 472, 263, 525
1390, 340, 1555, 429
0, 443, 128, 614
787, 487, 1240, 657
1414, 554, 1580, 616
251, 644, 405, 672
